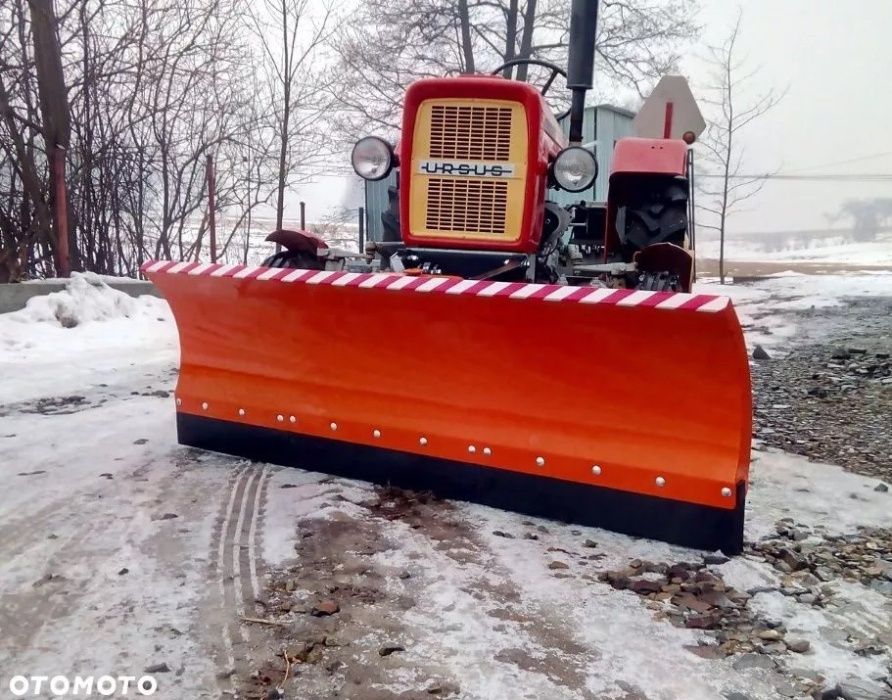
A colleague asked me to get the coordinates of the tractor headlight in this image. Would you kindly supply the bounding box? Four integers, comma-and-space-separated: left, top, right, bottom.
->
552, 147, 598, 192
351, 136, 396, 181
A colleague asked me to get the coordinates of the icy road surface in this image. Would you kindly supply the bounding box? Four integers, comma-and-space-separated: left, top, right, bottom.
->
0, 272, 891, 699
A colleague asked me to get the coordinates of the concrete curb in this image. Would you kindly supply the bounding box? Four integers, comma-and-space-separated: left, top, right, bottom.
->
0, 280, 160, 314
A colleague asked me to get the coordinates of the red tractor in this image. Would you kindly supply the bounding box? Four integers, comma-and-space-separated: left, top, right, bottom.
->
144, 0, 751, 553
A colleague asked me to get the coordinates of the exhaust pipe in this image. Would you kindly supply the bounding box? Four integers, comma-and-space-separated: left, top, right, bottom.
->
566, 0, 599, 143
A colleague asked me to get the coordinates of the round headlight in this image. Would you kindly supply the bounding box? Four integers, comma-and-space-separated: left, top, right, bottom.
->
351, 136, 395, 181
552, 147, 598, 192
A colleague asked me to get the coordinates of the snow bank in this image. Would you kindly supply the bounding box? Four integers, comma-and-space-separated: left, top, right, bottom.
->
6, 272, 164, 328
22, 274, 151, 285
1, 273, 176, 404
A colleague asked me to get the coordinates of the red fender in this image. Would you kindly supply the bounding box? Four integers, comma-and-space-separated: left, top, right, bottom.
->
265, 229, 328, 256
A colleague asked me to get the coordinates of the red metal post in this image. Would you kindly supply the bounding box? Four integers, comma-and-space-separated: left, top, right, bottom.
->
206, 154, 217, 263
52, 145, 70, 277
662, 102, 674, 139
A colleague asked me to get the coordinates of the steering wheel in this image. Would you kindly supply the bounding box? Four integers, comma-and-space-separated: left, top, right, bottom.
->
491, 58, 570, 121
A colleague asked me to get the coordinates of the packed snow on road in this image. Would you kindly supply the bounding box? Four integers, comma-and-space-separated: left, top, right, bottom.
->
1, 272, 891, 700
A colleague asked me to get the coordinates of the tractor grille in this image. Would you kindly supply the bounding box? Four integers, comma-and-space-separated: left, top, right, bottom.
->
429, 105, 513, 161
425, 178, 508, 235
410, 98, 524, 242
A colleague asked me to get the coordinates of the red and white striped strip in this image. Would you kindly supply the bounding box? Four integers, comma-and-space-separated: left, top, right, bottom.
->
141, 260, 730, 313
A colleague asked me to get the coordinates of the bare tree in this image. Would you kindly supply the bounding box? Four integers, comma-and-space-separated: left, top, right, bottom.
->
0, 0, 321, 280
0, 0, 57, 280
330, 0, 698, 144
696, 8, 783, 283
247, 0, 338, 230
829, 198, 892, 243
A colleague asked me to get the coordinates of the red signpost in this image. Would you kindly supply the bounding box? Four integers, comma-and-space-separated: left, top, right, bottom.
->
663, 102, 674, 139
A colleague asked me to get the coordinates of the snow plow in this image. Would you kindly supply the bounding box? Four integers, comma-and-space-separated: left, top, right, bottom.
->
144, 0, 752, 553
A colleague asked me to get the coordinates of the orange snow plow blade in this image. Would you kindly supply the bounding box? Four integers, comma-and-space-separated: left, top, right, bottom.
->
145, 260, 752, 553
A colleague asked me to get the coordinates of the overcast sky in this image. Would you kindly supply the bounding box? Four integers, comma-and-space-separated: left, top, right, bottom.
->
287, 0, 892, 236
684, 0, 892, 234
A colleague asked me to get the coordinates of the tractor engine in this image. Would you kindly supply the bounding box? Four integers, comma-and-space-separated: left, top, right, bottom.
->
355, 75, 585, 283
353, 74, 698, 292
346, 0, 699, 292
403, 78, 563, 254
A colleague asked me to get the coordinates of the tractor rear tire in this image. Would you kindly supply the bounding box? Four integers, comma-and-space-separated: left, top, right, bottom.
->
619, 179, 688, 258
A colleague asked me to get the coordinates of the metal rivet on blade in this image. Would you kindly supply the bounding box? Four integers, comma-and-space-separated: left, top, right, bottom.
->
591, 465, 602, 476
483, 447, 492, 456
536, 456, 545, 467
289, 415, 296, 423
175, 398, 182, 406
330, 422, 338, 431
373, 429, 381, 438
201, 402, 208, 410
419, 437, 428, 446
655, 476, 666, 487
238, 408, 246, 416
276, 414, 284, 422
721, 486, 732, 497
468, 445, 476, 454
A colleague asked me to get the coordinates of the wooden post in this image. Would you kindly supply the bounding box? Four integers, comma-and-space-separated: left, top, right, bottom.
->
52, 145, 70, 277
206, 154, 217, 263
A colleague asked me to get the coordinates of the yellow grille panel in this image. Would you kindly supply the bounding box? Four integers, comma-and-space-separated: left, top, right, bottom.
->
426, 179, 509, 235
429, 105, 513, 161
410, 98, 528, 243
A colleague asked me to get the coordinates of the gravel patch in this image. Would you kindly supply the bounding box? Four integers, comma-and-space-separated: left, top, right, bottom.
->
751, 296, 892, 482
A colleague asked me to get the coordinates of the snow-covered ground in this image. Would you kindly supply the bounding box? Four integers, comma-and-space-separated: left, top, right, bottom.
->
697, 271, 892, 355
1, 272, 891, 699
697, 232, 892, 267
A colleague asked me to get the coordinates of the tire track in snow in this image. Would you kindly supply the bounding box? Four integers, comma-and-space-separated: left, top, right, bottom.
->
232, 468, 264, 640
247, 466, 270, 615
208, 462, 271, 690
